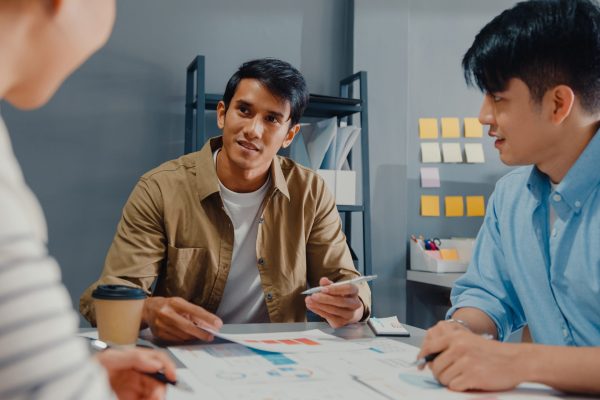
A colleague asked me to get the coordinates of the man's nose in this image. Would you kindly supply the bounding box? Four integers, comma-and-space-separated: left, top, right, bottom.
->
478, 95, 495, 126
244, 116, 264, 139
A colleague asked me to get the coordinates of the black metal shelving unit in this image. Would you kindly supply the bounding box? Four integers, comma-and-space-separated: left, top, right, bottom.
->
184, 55, 372, 277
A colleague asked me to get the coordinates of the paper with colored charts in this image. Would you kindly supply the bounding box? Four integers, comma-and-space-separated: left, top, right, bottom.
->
167, 336, 566, 400
201, 328, 370, 353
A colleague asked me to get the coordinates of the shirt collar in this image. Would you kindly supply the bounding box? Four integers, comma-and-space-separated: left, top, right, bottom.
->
527, 128, 600, 213
195, 136, 290, 202
526, 166, 549, 203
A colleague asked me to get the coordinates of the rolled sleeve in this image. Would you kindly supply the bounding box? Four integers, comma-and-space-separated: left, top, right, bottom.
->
80, 178, 166, 324
306, 177, 371, 319
446, 191, 525, 341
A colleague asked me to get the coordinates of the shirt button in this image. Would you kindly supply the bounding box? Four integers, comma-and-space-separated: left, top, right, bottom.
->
574, 200, 581, 208
266, 292, 273, 301
553, 194, 562, 202
551, 228, 558, 237
562, 328, 569, 337
258, 258, 265, 266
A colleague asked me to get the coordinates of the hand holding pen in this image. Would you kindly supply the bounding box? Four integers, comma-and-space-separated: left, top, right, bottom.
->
90, 339, 191, 394
415, 320, 524, 392
304, 276, 376, 329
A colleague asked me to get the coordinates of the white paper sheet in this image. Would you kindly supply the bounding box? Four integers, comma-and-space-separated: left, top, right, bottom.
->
168, 333, 569, 400
301, 117, 337, 170
167, 369, 224, 400
193, 328, 370, 354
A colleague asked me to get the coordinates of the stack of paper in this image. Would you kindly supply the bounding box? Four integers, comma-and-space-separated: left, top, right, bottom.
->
289, 117, 361, 171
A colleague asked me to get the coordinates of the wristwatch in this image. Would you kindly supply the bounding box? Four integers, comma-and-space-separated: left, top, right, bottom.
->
87, 338, 109, 353
447, 318, 470, 330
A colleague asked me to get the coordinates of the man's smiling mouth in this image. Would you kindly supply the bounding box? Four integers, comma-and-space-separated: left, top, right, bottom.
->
237, 140, 260, 151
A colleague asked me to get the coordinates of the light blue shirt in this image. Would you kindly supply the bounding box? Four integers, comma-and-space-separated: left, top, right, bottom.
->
448, 131, 600, 346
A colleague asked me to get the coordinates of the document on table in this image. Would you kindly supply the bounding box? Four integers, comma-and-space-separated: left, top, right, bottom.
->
201, 328, 370, 353
168, 331, 569, 400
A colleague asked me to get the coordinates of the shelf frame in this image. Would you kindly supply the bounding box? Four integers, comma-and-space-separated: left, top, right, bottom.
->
184, 55, 372, 277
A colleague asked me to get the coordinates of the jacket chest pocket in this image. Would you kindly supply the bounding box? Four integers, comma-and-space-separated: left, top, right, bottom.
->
165, 245, 208, 301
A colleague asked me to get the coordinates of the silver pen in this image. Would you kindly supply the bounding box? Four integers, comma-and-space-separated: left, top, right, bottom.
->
301, 274, 378, 295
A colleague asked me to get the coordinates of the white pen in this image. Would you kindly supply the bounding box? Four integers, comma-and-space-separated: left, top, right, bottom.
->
301, 274, 378, 295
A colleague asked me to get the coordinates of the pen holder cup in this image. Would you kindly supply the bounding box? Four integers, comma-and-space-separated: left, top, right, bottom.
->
409, 239, 474, 273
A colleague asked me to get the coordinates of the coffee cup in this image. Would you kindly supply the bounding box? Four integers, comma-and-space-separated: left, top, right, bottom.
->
92, 284, 147, 346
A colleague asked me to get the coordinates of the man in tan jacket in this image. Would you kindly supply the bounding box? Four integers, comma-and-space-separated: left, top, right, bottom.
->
81, 58, 371, 342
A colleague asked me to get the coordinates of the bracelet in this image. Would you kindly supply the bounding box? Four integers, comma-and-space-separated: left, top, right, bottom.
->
447, 318, 470, 331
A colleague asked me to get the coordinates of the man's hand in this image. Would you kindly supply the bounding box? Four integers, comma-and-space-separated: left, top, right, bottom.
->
418, 320, 525, 392
142, 296, 222, 342
95, 347, 176, 400
305, 277, 364, 328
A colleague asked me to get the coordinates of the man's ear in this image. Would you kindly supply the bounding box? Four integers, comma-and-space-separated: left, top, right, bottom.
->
545, 85, 575, 125
281, 123, 301, 148
216, 101, 226, 130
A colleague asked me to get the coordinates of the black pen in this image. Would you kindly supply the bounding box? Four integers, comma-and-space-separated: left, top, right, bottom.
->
413, 333, 493, 367
86, 338, 192, 392
412, 351, 442, 368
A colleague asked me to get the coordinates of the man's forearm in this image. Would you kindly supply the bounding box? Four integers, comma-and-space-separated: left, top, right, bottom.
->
520, 345, 600, 394
451, 307, 498, 338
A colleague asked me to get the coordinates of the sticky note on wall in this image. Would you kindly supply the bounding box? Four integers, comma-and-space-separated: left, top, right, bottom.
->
465, 143, 485, 163
442, 143, 463, 163
445, 196, 464, 217
419, 118, 439, 139
420, 167, 440, 188
464, 118, 483, 137
441, 118, 460, 138
466, 196, 486, 216
421, 143, 441, 163
421, 195, 440, 217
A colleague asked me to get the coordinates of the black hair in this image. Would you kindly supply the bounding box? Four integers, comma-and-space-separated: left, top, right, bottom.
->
463, 0, 600, 113
222, 58, 309, 126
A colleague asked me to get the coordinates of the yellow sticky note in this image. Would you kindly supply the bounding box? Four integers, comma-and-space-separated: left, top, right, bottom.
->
445, 196, 464, 217
421, 195, 440, 217
440, 248, 459, 260
466, 196, 486, 217
464, 118, 483, 138
419, 118, 439, 139
441, 118, 460, 138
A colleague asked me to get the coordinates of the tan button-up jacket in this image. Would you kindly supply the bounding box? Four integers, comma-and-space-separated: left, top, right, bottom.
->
80, 137, 370, 325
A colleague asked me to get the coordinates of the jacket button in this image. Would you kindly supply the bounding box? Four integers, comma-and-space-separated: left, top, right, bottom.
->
258, 258, 265, 265
259, 217, 264, 224
266, 292, 273, 301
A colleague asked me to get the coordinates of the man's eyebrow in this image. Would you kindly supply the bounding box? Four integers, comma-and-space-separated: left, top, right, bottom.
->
234, 99, 287, 119
234, 99, 253, 108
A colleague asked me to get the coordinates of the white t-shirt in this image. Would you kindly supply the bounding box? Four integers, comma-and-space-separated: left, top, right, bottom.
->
213, 150, 270, 323
0, 117, 112, 399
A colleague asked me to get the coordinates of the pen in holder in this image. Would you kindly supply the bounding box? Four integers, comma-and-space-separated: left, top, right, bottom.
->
409, 237, 474, 273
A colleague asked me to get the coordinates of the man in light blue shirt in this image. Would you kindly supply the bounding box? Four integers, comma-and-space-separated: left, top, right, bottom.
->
418, 0, 600, 394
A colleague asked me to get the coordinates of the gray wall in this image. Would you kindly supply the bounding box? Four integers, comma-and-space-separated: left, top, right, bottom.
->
354, 0, 517, 324
3, 0, 525, 328
2, 0, 352, 326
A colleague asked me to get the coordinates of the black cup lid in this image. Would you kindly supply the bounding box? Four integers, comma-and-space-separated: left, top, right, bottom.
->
92, 285, 147, 300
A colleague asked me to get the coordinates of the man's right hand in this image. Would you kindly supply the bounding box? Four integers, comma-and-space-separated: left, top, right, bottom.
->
142, 296, 222, 343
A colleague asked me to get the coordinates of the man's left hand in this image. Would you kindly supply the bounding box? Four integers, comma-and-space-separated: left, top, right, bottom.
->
305, 277, 364, 328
